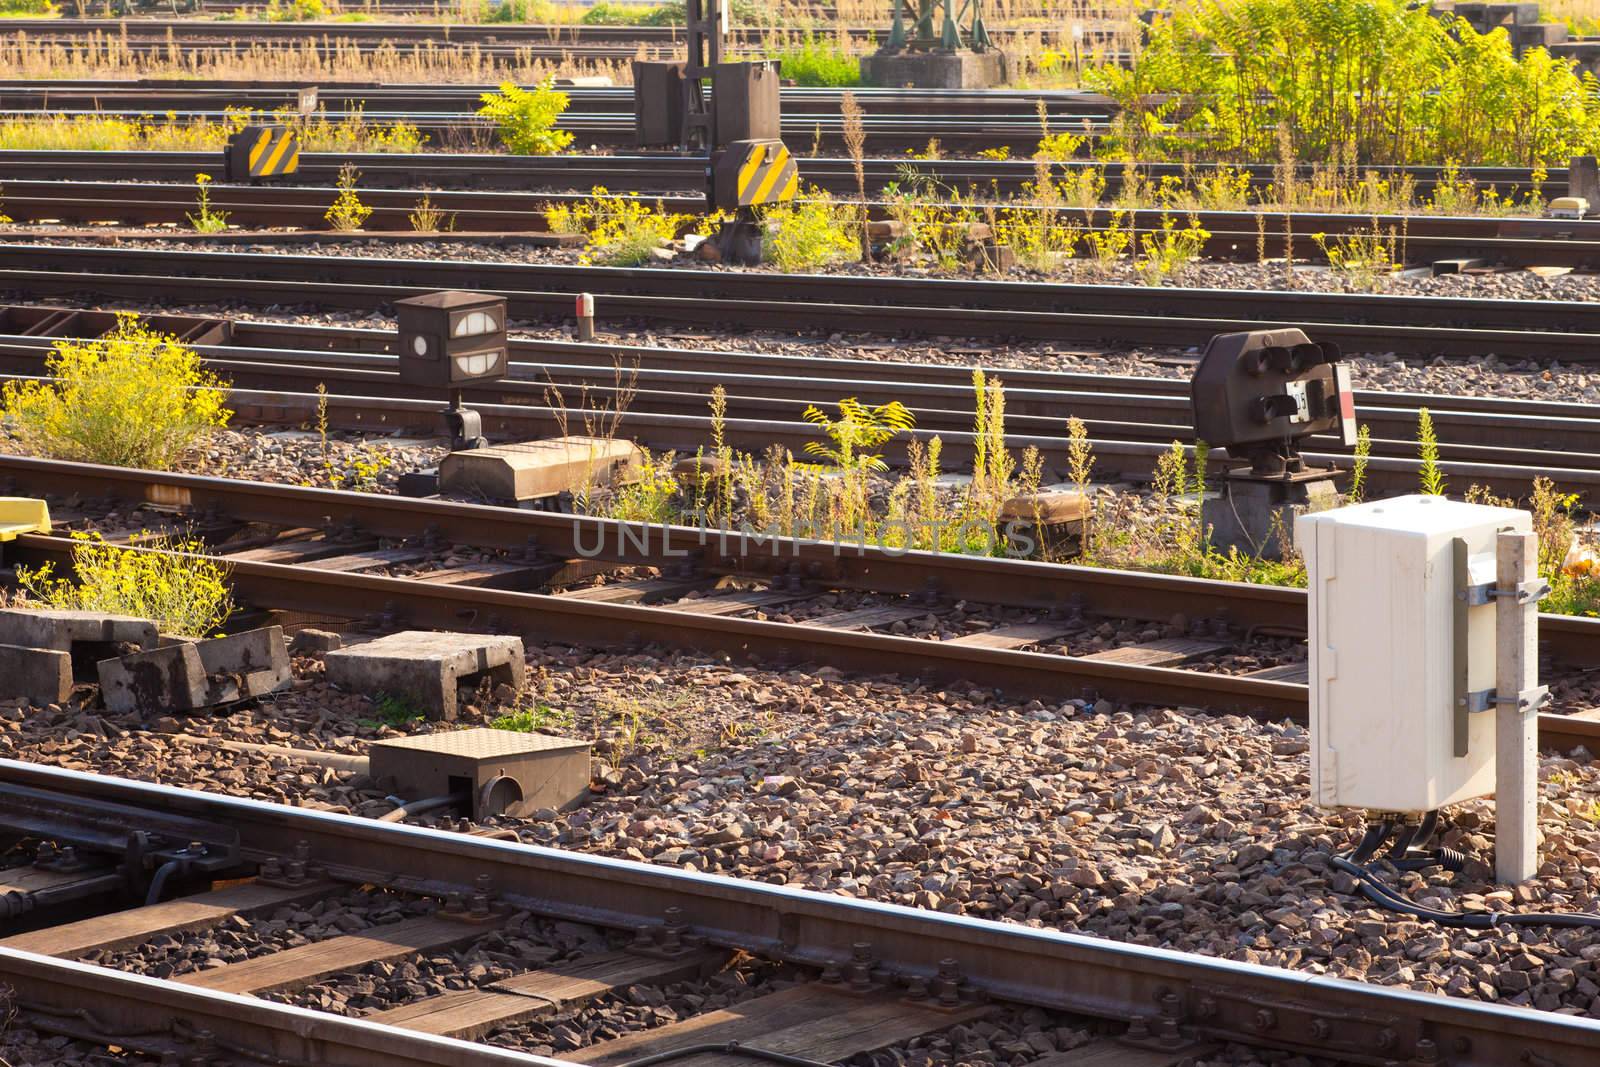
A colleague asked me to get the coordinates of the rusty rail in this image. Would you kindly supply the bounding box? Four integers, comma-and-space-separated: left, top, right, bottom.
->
4, 759, 1600, 1067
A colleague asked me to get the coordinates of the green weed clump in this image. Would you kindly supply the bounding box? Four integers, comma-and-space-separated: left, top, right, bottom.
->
767, 33, 860, 87
1418, 408, 1445, 496
580, 1, 681, 24
1, 314, 230, 470
492, 701, 574, 732
547, 186, 690, 266
478, 79, 573, 156
187, 172, 228, 233
0, 0, 55, 15
263, 0, 328, 20
1089, 0, 1600, 166
324, 163, 372, 231
17, 532, 234, 638
761, 190, 857, 271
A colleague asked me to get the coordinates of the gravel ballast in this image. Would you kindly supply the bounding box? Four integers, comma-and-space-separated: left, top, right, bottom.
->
6, 642, 1600, 1027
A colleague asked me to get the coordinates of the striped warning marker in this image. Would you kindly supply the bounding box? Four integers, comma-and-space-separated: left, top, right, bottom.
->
225, 126, 301, 181
713, 139, 800, 211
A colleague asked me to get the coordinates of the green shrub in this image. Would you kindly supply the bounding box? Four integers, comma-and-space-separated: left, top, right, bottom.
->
768, 33, 860, 88
262, 0, 328, 21
478, 79, 573, 156
1, 314, 230, 470
761, 191, 857, 271
484, 0, 554, 22
1088, 0, 1600, 166
580, 1, 681, 25
17, 532, 234, 638
0, 0, 56, 15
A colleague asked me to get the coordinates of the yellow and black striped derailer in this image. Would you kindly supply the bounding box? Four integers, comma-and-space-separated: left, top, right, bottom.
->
223, 126, 301, 182
711, 139, 799, 211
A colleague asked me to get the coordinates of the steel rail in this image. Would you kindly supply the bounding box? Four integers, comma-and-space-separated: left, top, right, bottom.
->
6, 180, 1599, 267
3, 456, 1599, 752
0, 365, 1587, 502
0, 150, 1564, 199
0, 245, 1598, 359
7, 530, 1311, 719
7, 758, 1600, 1067
0, 333, 1594, 488
1, 946, 564, 1067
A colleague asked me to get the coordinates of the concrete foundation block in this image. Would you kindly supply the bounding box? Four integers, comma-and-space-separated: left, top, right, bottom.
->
0, 609, 157, 655
98, 642, 208, 715
0, 644, 72, 707
1571, 156, 1599, 207
1202, 471, 1340, 559
323, 631, 526, 721
439, 436, 643, 502
370, 727, 590, 818
197, 626, 291, 704
290, 628, 344, 654
859, 50, 1007, 90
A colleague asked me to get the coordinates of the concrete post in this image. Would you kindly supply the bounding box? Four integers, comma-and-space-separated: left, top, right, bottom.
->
1495, 528, 1540, 884
1570, 156, 1599, 207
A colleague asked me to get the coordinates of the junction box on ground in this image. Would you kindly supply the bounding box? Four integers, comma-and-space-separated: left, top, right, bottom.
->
370, 727, 591, 820
1296, 495, 1531, 813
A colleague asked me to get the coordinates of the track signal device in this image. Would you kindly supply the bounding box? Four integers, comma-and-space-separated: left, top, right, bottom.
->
1189, 328, 1357, 556
632, 0, 797, 263
395, 291, 508, 452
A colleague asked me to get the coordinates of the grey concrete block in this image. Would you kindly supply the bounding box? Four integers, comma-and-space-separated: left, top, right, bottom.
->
859, 50, 1007, 90
197, 626, 291, 703
0, 609, 157, 654
323, 631, 525, 721
290, 628, 343, 654
98, 642, 208, 715
0, 644, 72, 707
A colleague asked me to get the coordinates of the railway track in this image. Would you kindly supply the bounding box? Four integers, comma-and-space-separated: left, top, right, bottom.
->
4, 176, 1596, 270
0, 148, 1566, 203
0, 16, 1102, 46
0, 242, 1594, 361
0, 83, 1122, 151
8, 757, 1597, 1066
4, 453, 1600, 755
0, 305, 1593, 501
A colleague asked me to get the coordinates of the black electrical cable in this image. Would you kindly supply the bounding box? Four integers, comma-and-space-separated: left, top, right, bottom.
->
1334, 817, 1600, 930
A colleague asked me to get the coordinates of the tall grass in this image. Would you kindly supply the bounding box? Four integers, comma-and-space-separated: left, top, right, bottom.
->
1089, 0, 1600, 166
766, 31, 860, 87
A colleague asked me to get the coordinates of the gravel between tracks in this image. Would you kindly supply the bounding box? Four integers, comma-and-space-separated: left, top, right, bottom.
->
6, 640, 1600, 1036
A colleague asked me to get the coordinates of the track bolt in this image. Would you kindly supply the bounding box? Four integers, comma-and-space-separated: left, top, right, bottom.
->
820, 962, 843, 984
34, 842, 55, 865
1375, 1028, 1397, 1052
630, 925, 654, 950
471, 874, 492, 917
847, 942, 875, 990
1194, 996, 1217, 1020
1125, 1018, 1150, 1041
1415, 1038, 1440, 1064
260, 858, 283, 879
1251, 1009, 1277, 1032
1309, 1018, 1331, 1040
905, 976, 929, 1000
934, 958, 962, 1007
